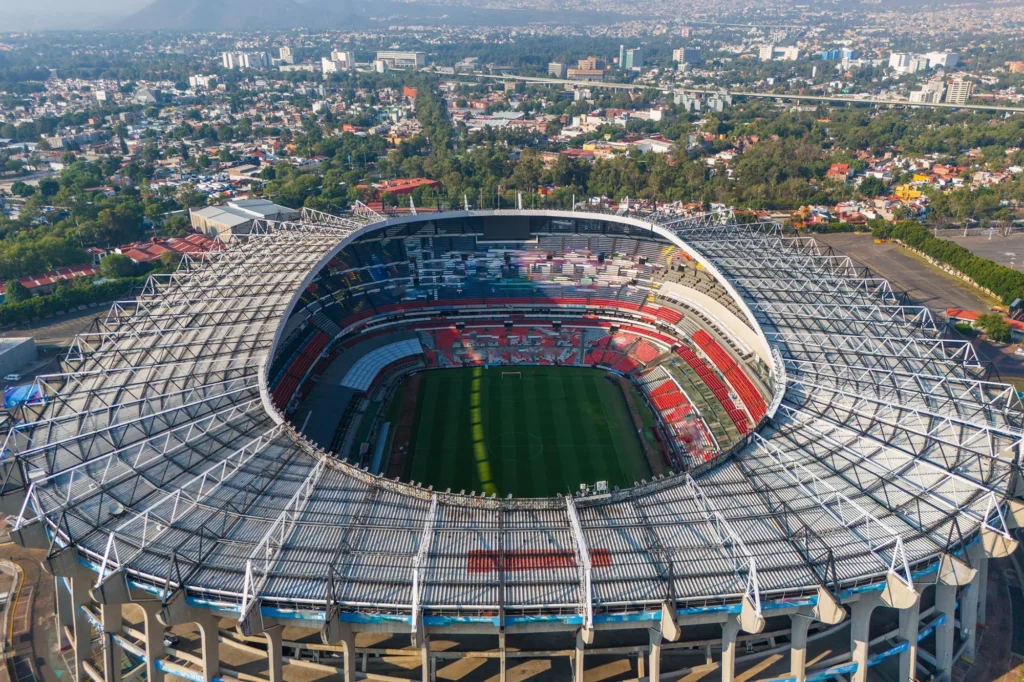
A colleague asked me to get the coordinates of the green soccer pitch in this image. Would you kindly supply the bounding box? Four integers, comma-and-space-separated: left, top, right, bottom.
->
400, 366, 652, 497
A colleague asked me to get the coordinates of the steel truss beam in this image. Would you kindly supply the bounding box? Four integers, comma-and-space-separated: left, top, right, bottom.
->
91, 424, 286, 582
783, 359, 1023, 419
774, 405, 1014, 548
785, 378, 1021, 480
683, 475, 762, 613
565, 496, 594, 631
749, 434, 914, 589
240, 458, 326, 631
410, 493, 438, 637
14, 397, 268, 530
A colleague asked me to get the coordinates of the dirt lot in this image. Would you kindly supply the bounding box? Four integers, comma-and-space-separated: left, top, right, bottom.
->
812, 232, 998, 312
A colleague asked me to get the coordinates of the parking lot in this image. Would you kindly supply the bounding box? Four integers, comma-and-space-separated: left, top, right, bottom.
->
813, 232, 1000, 312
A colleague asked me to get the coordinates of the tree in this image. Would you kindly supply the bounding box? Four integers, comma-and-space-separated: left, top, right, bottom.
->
3, 280, 30, 303
101, 253, 137, 279
10, 181, 35, 198
858, 176, 885, 199
976, 313, 1012, 343
38, 177, 60, 197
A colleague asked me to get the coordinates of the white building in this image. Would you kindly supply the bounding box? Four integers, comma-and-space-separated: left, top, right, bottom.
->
375, 50, 426, 69
330, 51, 355, 69
189, 75, 217, 89
890, 51, 958, 73
924, 52, 959, 68
909, 79, 945, 103
760, 45, 800, 61
222, 52, 269, 70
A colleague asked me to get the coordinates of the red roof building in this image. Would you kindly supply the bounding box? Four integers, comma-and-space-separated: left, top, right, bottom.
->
371, 178, 441, 196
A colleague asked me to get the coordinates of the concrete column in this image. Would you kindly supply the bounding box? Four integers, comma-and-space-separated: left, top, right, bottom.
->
850, 595, 880, 682
934, 583, 957, 682
263, 627, 283, 682
498, 633, 506, 682
977, 553, 988, 626
961, 559, 982, 659
54, 576, 73, 650
69, 575, 93, 682
194, 614, 221, 682
420, 640, 430, 682
342, 629, 355, 682
138, 601, 165, 682
100, 603, 124, 682
720, 619, 741, 682
323, 618, 356, 682
898, 598, 920, 682
648, 628, 662, 681
790, 614, 812, 682
574, 629, 586, 682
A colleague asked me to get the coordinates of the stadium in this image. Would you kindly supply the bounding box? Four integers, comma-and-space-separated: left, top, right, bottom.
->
2, 206, 1022, 682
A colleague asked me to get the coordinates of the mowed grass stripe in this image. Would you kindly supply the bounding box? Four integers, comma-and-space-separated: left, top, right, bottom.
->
583, 373, 619, 484
520, 372, 547, 496
408, 375, 437, 483
403, 367, 649, 497
598, 376, 643, 483
547, 371, 581, 497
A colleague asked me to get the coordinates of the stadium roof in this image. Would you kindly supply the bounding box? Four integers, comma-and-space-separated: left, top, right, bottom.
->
6, 207, 1021, 633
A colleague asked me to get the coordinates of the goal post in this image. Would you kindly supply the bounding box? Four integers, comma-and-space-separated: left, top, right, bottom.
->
501, 371, 522, 378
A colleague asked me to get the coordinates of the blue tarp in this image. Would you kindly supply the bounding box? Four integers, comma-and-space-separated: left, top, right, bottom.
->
4, 384, 45, 408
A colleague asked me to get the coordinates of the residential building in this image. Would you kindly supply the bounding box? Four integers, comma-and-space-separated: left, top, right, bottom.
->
278, 47, 294, 64
189, 75, 217, 89
909, 80, 945, 103
621, 47, 644, 70
548, 62, 567, 78
375, 51, 426, 68
945, 78, 973, 105
672, 48, 702, 64
577, 57, 606, 71
330, 51, 355, 69
321, 58, 344, 75
888, 53, 913, 72
889, 51, 957, 73
222, 52, 269, 70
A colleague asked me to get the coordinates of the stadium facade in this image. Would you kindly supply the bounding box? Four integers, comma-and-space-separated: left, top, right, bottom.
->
2, 207, 1022, 682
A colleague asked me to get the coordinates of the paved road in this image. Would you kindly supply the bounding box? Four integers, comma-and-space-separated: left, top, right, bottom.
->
0, 307, 104, 349
812, 233, 997, 313
0, 542, 65, 682
487, 75, 1024, 114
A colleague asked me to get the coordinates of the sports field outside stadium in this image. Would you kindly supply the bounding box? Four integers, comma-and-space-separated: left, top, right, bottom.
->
400, 366, 651, 497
